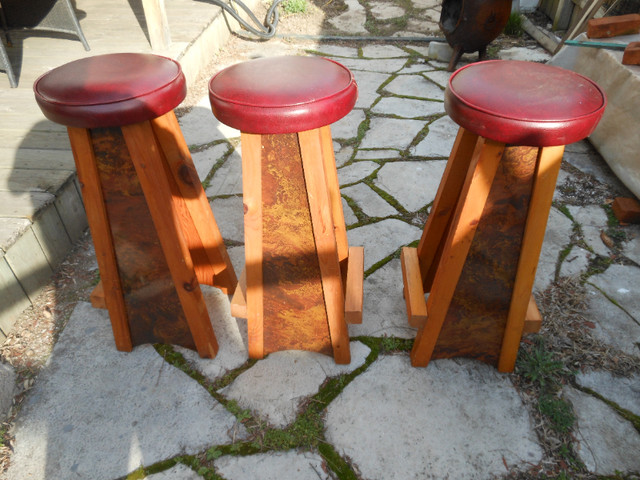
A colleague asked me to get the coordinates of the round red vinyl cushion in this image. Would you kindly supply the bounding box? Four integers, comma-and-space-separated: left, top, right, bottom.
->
208, 56, 358, 134
444, 60, 606, 146
34, 53, 186, 128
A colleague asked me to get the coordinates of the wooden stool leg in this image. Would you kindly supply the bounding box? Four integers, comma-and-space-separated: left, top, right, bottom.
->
240, 132, 265, 359
150, 112, 237, 294
122, 122, 218, 359
498, 145, 564, 372
68, 127, 133, 352
299, 129, 350, 364
411, 138, 505, 367
417, 127, 481, 291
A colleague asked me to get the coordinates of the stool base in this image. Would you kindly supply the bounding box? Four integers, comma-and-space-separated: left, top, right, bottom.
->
401, 127, 562, 372
69, 111, 236, 358
234, 127, 363, 364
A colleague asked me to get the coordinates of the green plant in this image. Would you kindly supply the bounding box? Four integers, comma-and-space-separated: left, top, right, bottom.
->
281, 0, 307, 14
538, 394, 575, 433
516, 338, 565, 388
503, 12, 523, 37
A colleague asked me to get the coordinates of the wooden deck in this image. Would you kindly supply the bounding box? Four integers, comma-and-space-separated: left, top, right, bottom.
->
0, 0, 250, 338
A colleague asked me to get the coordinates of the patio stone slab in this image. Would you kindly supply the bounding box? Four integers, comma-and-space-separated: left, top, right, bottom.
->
314, 45, 359, 58
351, 71, 389, 109
622, 225, 640, 265
356, 149, 401, 159
4, 302, 246, 480
411, 115, 458, 158
576, 370, 640, 416
568, 205, 611, 257
205, 149, 242, 197
215, 450, 331, 480
145, 464, 201, 480
371, 96, 444, 118
563, 386, 640, 475
220, 342, 370, 428
558, 245, 592, 279
210, 196, 244, 243
194, 143, 228, 183
583, 284, 640, 356
360, 117, 425, 150
534, 207, 573, 292
339, 58, 409, 74
422, 69, 451, 88
325, 356, 543, 480
0, 362, 15, 419
341, 183, 398, 217
331, 109, 366, 140
589, 264, 640, 321
369, 2, 406, 20
349, 258, 416, 338
374, 160, 446, 211
338, 161, 379, 186
361, 45, 409, 58
175, 286, 249, 382
383, 74, 445, 100
179, 100, 239, 146
347, 219, 422, 270
328, 0, 367, 33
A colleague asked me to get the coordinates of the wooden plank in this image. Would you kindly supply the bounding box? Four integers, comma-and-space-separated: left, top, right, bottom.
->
417, 128, 480, 291
68, 126, 133, 352
123, 121, 218, 359
523, 294, 542, 333
431, 145, 539, 365
345, 246, 364, 324
400, 246, 428, 328
498, 145, 564, 372
587, 13, 640, 38
241, 132, 264, 359
151, 111, 236, 294
31, 204, 72, 269
299, 129, 350, 364
260, 133, 332, 356
90, 281, 106, 309
319, 125, 349, 264
411, 138, 505, 368
230, 268, 247, 318
0, 255, 31, 336
141, 0, 172, 50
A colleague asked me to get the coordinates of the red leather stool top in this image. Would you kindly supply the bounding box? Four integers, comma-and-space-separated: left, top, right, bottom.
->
34, 53, 186, 128
208, 56, 358, 134
444, 60, 606, 146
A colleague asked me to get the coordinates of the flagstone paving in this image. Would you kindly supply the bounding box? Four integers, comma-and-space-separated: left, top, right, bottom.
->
3, 5, 640, 480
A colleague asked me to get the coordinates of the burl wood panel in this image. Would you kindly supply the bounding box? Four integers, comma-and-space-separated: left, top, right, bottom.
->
431, 145, 538, 365
260, 133, 333, 356
90, 127, 195, 350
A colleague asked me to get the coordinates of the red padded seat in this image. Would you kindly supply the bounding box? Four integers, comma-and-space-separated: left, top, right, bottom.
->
444, 60, 606, 146
208, 56, 358, 134
34, 53, 186, 129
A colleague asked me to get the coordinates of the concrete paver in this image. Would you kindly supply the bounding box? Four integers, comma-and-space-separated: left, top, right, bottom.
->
215, 451, 332, 480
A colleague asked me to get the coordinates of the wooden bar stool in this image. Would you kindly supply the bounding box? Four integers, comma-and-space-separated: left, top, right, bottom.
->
208, 56, 364, 364
401, 60, 606, 372
34, 53, 237, 358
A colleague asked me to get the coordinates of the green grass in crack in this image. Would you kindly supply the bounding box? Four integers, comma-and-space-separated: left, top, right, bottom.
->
516, 338, 566, 389
538, 394, 575, 433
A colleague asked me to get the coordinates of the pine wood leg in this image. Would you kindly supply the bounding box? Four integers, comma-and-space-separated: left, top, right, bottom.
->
411, 138, 505, 367
240, 132, 265, 359
151, 112, 237, 294
498, 145, 564, 372
68, 127, 133, 352
299, 129, 350, 364
123, 122, 218, 359
417, 127, 481, 292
